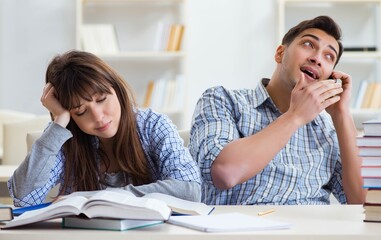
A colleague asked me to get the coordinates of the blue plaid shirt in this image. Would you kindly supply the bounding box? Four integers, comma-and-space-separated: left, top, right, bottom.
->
189, 79, 347, 205
9, 108, 201, 206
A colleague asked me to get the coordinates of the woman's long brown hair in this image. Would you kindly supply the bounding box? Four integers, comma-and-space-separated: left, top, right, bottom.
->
45, 50, 151, 194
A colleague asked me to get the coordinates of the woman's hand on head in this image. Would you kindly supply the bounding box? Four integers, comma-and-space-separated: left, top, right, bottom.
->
41, 83, 71, 127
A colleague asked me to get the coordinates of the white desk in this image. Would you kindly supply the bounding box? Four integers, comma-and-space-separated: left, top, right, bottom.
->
1, 205, 380, 240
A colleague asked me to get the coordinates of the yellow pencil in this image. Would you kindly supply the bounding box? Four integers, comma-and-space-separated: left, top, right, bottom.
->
257, 208, 275, 216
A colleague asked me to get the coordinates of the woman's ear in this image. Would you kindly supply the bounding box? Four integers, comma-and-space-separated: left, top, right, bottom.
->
275, 45, 285, 63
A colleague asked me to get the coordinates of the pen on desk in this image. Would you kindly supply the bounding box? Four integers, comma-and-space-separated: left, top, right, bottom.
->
257, 208, 275, 216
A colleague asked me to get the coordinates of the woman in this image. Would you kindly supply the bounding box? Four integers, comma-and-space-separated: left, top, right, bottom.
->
8, 50, 201, 207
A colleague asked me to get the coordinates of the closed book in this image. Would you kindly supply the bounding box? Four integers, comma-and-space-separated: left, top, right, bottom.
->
359, 147, 381, 157
363, 203, 381, 222
365, 188, 381, 204
357, 136, 381, 147
362, 156, 381, 167
361, 166, 381, 177
81, 24, 119, 54
369, 83, 381, 109
166, 24, 185, 51
361, 83, 377, 109
363, 178, 381, 188
363, 119, 381, 136
142, 80, 155, 108
0, 206, 13, 221
353, 81, 368, 109
62, 216, 162, 231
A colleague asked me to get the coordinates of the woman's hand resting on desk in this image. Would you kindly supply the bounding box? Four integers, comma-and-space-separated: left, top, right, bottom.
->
40, 83, 71, 128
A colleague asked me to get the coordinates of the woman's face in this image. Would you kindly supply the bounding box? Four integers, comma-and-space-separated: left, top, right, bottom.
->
70, 88, 121, 141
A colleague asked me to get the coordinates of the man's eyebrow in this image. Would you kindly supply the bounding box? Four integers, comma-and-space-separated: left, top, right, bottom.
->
301, 33, 338, 57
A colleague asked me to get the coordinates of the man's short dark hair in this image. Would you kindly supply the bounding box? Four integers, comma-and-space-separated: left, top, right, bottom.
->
282, 16, 343, 66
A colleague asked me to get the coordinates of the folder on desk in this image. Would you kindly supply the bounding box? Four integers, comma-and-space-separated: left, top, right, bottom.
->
12, 202, 51, 216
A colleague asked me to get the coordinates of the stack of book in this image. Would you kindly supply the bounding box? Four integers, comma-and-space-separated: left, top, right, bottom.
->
357, 119, 381, 222
363, 189, 381, 222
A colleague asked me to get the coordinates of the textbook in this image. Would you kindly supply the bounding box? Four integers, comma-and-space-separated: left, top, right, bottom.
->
0, 206, 13, 221
363, 119, 381, 136
167, 212, 292, 232
62, 216, 162, 231
3, 189, 213, 228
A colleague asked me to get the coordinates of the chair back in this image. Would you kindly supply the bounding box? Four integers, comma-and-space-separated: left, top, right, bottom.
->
2, 115, 50, 165
178, 129, 190, 147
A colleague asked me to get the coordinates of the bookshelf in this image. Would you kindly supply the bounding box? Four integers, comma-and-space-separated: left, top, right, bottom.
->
75, 0, 187, 128
278, 0, 381, 128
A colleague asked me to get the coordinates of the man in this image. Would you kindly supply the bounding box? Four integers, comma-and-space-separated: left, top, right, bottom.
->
189, 16, 366, 205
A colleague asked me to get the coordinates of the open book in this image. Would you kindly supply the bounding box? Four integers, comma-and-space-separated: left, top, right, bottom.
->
4, 189, 213, 229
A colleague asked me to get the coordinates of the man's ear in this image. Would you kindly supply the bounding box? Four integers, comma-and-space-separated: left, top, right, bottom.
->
275, 45, 285, 63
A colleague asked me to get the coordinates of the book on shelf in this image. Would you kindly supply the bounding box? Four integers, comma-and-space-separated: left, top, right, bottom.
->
143, 75, 186, 111
353, 80, 368, 109
166, 24, 185, 52
3, 189, 213, 229
361, 82, 377, 109
149, 78, 167, 110
363, 178, 381, 188
369, 83, 381, 109
361, 166, 381, 178
62, 216, 162, 231
172, 74, 186, 110
167, 212, 291, 232
344, 46, 377, 52
153, 23, 185, 52
142, 80, 155, 108
153, 21, 170, 51
81, 24, 119, 54
0, 206, 13, 221
363, 119, 381, 137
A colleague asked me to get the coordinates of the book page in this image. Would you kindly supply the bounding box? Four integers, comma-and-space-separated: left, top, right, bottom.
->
104, 188, 212, 216
3, 196, 88, 228
143, 192, 214, 215
82, 190, 171, 220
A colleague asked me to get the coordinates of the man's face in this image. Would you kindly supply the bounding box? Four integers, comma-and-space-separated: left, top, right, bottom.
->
277, 28, 339, 89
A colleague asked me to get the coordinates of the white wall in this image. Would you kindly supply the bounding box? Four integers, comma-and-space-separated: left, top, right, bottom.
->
0, 0, 76, 114
185, 0, 277, 127
0, 0, 277, 127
